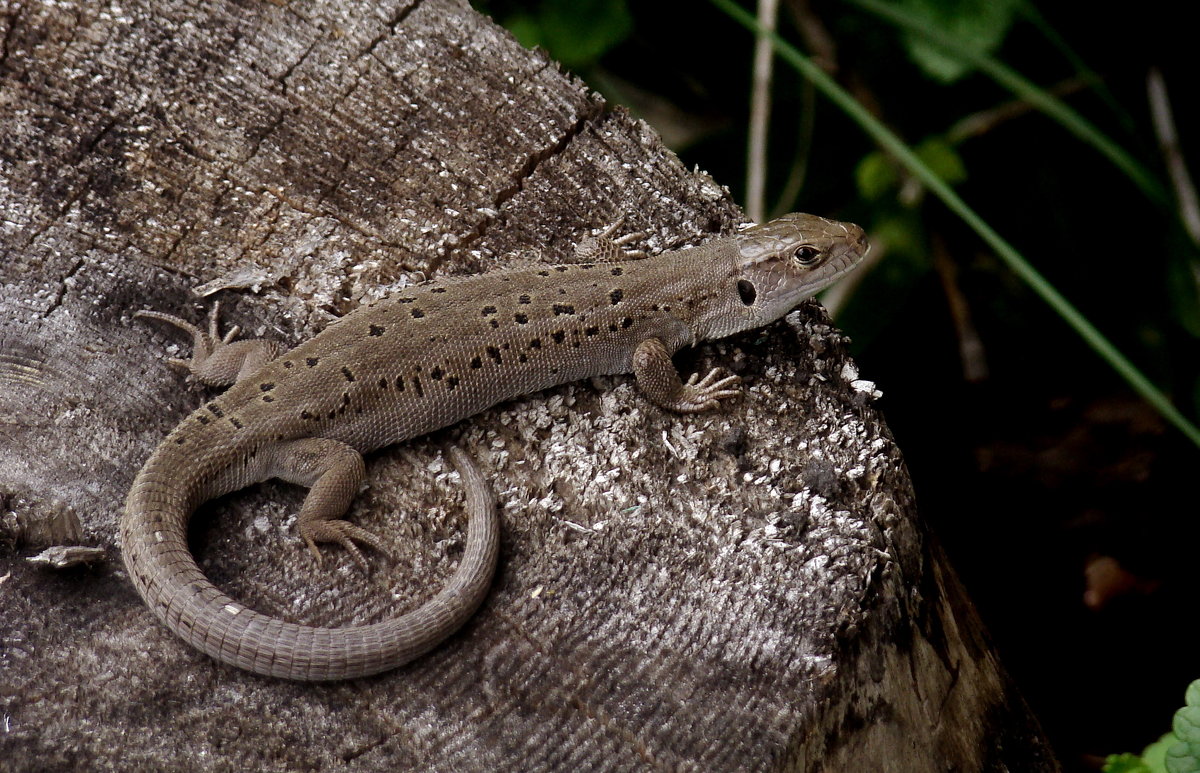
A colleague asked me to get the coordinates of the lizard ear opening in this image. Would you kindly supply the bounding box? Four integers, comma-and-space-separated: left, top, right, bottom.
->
737, 279, 757, 306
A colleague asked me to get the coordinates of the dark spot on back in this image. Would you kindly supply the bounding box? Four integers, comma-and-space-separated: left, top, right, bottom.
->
551, 331, 565, 344
515, 313, 528, 324
306, 357, 319, 367
369, 324, 385, 336
411, 308, 425, 319
341, 366, 355, 382
610, 289, 623, 305
486, 346, 502, 363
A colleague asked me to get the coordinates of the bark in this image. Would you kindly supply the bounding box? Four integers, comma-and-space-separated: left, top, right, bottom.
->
0, 0, 1056, 770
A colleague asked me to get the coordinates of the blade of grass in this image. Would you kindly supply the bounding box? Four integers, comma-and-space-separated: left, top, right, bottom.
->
846, 0, 1168, 207
1013, 0, 1134, 134
746, 0, 781, 222
707, 0, 1200, 449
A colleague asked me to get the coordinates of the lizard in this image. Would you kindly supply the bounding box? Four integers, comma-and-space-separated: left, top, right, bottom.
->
122, 212, 869, 681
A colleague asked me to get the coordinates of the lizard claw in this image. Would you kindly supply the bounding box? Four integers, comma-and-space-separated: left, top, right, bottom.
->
301, 519, 392, 571
676, 367, 742, 412
573, 216, 649, 262
136, 301, 279, 387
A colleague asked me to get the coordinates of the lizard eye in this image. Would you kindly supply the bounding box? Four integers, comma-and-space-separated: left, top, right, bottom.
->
792, 245, 822, 266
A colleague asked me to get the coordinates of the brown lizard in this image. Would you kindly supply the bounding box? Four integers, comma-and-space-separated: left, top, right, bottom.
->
122, 213, 869, 680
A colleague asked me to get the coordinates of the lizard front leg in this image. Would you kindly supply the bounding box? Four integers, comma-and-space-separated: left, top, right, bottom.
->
136, 302, 280, 387
632, 337, 741, 413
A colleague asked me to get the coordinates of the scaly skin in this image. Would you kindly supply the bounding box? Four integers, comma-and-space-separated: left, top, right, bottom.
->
121, 213, 869, 680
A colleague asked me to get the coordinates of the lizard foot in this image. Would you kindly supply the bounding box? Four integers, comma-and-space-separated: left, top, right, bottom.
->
301, 518, 392, 571
673, 368, 742, 413
573, 216, 648, 262
136, 301, 279, 387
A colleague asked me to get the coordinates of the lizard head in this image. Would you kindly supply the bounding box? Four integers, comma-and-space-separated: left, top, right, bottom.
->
724, 212, 868, 332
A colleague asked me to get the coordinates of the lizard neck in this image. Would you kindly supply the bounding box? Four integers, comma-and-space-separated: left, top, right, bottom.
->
641, 240, 764, 345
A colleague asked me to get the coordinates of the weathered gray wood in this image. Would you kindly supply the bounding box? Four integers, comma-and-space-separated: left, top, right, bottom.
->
0, 0, 1056, 769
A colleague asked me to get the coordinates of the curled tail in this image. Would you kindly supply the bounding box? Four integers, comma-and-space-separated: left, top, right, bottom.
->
120, 446, 499, 681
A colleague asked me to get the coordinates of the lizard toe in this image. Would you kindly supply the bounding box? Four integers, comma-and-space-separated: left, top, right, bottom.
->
301, 519, 391, 570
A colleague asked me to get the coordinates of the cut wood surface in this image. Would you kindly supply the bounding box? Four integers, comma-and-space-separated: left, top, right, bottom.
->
0, 0, 1057, 769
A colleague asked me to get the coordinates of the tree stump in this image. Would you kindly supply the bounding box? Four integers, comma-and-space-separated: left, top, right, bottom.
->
0, 1, 1057, 769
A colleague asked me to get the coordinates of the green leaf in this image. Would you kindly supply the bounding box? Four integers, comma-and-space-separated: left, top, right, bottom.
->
871, 213, 928, 264
1101, 733, 1183, 773
1145, 733, 1181, 773
538, 0, 632, 69
504, 13, 544, 51
1166, 743, 1200, 773
914, 137, 967, 186
848, 0, 1169, 204
1174, 707, 1200, 744
894, 0, 1019, 83
1186, 679, 1200, 709
855, 139, 964, 201
855, 151, 898, 200
1167, 680, 1200, 773
1104, 753, 1152, 773
1104, 753, 1153, 773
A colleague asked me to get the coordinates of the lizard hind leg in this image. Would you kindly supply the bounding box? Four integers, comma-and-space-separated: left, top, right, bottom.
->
267, 437, 388, 570
136, 301, 280, 387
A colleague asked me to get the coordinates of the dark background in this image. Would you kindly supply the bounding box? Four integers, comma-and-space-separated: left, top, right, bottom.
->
477, 0, 1200, 768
